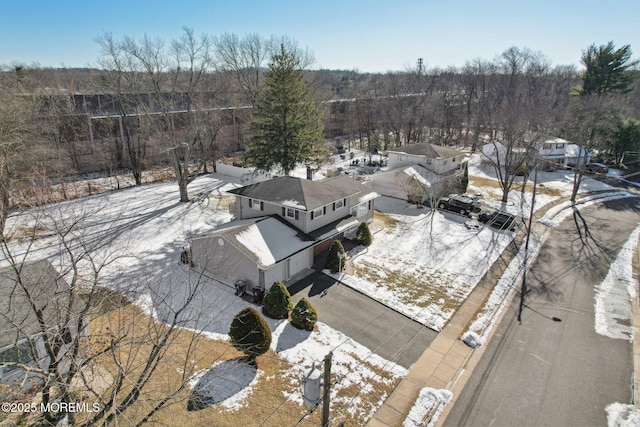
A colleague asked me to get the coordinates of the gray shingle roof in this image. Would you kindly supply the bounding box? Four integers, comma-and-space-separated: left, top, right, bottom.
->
228, 176, 359, 211
388, 143, 462, 159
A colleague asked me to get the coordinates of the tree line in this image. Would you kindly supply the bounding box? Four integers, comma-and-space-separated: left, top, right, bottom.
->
1, 30, 638, 212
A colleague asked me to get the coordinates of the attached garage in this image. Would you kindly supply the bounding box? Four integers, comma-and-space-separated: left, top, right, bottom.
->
191, 216, 315, 290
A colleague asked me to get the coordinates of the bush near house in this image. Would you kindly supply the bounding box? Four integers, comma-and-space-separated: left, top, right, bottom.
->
290, 298, 318, 331
262, 281, 293, 319
355, 222, 372, 246
326, 240, 347, 273
229, 307, 272, 360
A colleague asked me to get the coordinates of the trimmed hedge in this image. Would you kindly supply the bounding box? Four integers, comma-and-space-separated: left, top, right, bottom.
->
355, 222, 372, 246
291, 298, 318, 331
262, 281, 293, 319
325, 240, 347, 273
229, 307, 272, 360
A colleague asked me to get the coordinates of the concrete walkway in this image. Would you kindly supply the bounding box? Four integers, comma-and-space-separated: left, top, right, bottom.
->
367, 189, 639, 427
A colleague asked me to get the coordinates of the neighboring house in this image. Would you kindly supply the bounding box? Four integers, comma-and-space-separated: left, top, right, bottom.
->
370, 165, 459, 203
483, 137, 592, 169
374, 143, 466, 202
0, 260, 80, 388
191, 175, 379, 289
387, 143, 466, 174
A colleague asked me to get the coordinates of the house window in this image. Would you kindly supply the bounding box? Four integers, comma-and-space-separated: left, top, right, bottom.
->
397, 154, 407, 161
333, 199, 344, 210
0, 341, 33, 377
249, 199, 263, 210
543, 143, 553, 150
284, 207, 299, 220
556, 143, 564, 149
314, 207, 324, 218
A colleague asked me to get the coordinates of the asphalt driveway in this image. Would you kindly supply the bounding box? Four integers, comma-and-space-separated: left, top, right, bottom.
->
288, 270, 437, 369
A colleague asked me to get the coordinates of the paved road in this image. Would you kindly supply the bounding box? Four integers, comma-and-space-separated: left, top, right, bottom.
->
445, 196, 640, 426
288, 271, 438, 369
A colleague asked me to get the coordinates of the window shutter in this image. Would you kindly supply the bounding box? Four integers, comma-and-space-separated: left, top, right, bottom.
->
295, 210, 299, 220
311, 211, 314, 220
368, 200, 372, 210
260, 201, 264, 211
332, 202, 336, 211
323, 206, 326, 215
282, 207, 286, 216
248, 199, 252, 208
343, 198, 346, 207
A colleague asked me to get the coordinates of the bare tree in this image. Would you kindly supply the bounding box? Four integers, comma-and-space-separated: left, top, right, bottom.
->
97, 28, 220, 202
214, 33, 314, 106
0, 202, 212, 426
0, 71, 39, 233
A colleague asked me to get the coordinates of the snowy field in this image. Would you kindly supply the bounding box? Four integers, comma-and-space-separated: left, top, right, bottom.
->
2, 152, 638, 425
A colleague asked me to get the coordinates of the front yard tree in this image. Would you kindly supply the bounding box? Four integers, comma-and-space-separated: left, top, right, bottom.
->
326, 240, 347, 273
0, 204, 210, 426
229, 307, 272, 361
262, 281, 293, 319
291, 297, 318, 331
245, 44, 327, 176
355, 222, 373, 246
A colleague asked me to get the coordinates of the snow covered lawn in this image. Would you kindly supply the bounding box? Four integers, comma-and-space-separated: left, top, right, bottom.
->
329, 196, 515, 331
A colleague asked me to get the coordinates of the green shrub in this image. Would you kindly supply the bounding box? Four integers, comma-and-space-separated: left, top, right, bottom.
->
262, 281, 293, 319
290, 298, 318, 331
229, 307, 272, 360
355, 222, 372, 246
325, 240, 346, 273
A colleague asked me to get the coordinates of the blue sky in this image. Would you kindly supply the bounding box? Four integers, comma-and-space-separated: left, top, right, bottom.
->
1, 0, 638, 72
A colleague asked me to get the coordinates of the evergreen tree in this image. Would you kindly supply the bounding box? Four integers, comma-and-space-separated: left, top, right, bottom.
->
229, 307, 272, 360
460, 162, 469, 193
262, 281, 293, 319
355, 222, 373, 246
325, 240, 347, 273
291, 298, 318, 331
246, 44, 327, 175
579, 42, 638, 95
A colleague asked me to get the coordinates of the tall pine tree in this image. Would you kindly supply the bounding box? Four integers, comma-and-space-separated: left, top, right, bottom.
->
579, 42, 638, 95
246, 44, 326, 175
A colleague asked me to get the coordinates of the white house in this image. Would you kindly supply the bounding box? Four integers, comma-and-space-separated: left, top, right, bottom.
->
191, 175, 379, 289
387, 143, 466, 174
483, 137, 593, 169
369, 165, 460, 203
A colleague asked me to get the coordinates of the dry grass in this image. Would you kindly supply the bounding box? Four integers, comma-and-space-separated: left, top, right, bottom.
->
352, 260, 464, 314
373, 210, 399, 228
67, 301, 398, 426
470, 176, 563, 197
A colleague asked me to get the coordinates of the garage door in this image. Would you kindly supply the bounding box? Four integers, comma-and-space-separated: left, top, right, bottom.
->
288, 249, 311, 278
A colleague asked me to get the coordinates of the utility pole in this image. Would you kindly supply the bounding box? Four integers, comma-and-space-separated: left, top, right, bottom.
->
518, 164, 538, 323
322, 352, 333, 427
417, 58, 424, 76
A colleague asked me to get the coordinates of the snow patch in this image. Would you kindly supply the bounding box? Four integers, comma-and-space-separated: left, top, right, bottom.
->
403, 387, 453, 427
606, 402, 640, 427
595, 224, 640, 340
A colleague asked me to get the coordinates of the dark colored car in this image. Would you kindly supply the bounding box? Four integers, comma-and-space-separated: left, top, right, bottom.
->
585, 162, 609, 174
479, 211, 517, 231
437, 195, 480, 216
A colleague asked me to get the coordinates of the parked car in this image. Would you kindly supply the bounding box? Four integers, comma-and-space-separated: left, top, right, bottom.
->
479, 211, 517, 231
437, 195, 480, 216
585, 162, 609, 174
